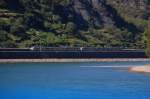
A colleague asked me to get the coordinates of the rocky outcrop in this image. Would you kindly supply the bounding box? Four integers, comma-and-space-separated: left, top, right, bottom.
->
129, 66, 150, 73
107, 0, 150, 19
71, 0, 114, 28
70, 0, 140, 33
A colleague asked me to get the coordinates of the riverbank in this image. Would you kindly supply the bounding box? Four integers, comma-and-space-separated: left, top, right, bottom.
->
0, 58, 150, 63
129, 65, 150, 73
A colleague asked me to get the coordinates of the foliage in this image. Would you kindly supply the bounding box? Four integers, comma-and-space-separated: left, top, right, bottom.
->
144, 20, 150, 57
0, 0, 149, 48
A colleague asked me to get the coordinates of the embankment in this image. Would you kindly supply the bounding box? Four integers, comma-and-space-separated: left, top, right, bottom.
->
0, 58, 150, 63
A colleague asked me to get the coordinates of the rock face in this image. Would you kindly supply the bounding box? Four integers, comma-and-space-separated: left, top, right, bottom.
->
108, 0, 150, 19
71, 0, 114, 28
70, 0, 150, 31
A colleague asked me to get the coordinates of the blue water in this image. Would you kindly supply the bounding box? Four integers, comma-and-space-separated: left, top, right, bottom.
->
0, 61, 150, 99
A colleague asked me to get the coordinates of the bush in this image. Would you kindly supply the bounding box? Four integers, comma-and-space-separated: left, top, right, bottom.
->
144, 20, 150, 57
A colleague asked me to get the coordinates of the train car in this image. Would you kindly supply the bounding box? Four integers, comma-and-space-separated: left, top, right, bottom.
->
0, 47, 147, 59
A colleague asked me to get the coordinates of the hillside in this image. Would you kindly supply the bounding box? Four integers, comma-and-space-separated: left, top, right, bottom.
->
0, 0, 150, 48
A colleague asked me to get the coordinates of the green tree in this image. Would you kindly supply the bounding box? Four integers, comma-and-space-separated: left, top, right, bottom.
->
144, 20, 150, 57
65, 22, 76, 34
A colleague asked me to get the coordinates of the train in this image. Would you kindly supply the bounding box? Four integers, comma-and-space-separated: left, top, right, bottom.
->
0, 47, 147, 59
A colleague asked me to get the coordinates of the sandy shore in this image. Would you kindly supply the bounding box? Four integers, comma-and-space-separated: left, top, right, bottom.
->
129, 65, 150, 73
0, 58, 150, 63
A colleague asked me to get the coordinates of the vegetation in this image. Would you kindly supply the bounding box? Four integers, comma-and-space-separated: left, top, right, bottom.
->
0, 0, 149, 48
144, 19, 150, 56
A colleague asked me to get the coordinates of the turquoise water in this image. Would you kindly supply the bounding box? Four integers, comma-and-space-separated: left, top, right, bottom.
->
0, 61, 150, 99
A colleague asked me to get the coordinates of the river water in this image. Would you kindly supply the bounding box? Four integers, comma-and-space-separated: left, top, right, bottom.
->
0, 61, 150, 99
